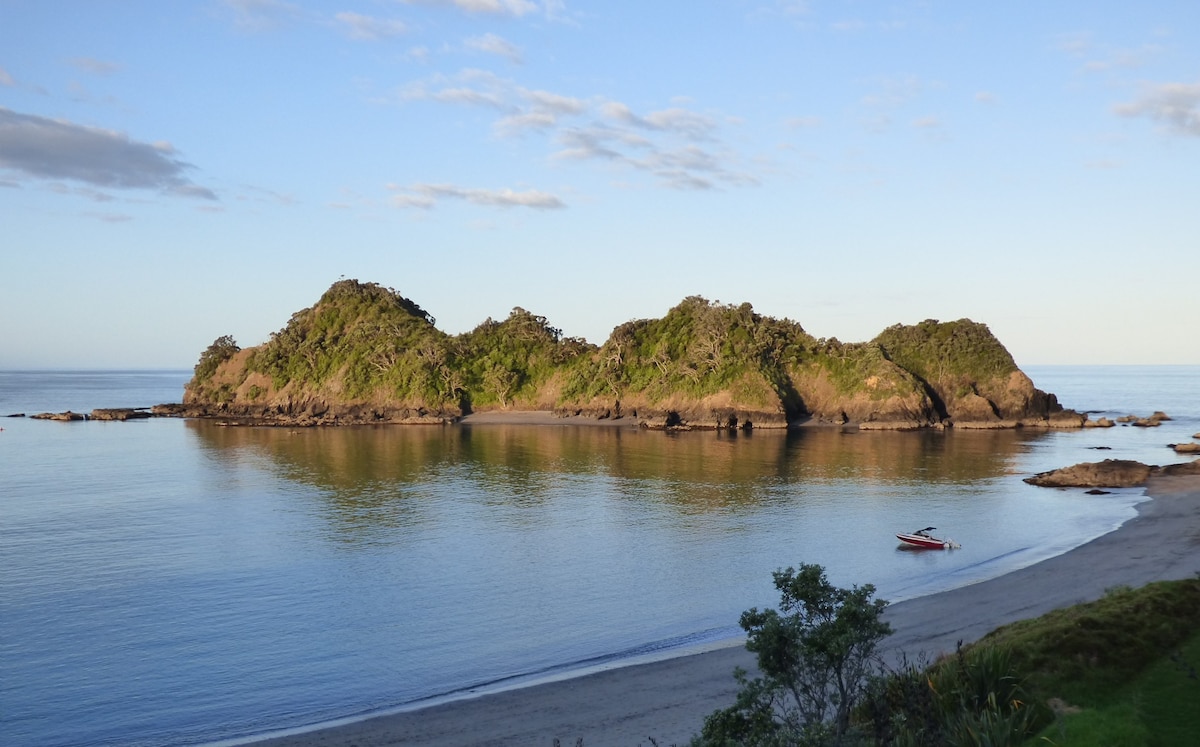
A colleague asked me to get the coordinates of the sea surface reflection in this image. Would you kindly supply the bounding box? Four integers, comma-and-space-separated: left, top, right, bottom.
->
7, 365, 1191, 746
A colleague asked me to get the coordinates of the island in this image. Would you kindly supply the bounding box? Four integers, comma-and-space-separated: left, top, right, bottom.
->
175, 279, 1087, 430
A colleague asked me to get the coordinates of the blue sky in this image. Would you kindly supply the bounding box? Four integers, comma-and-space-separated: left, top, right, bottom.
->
2, 1, 1198, 369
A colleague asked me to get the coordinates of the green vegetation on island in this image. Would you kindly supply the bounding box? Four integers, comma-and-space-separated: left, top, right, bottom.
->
184, 279, 1072, 428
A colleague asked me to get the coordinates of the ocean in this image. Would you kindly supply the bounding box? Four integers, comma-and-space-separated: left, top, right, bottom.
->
1, 366, 1197, 746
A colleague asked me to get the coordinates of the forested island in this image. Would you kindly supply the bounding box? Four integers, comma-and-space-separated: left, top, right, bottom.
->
178, 279, 1089, 430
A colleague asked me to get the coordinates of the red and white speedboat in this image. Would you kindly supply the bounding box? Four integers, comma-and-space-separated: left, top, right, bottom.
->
896, 526, 960, 550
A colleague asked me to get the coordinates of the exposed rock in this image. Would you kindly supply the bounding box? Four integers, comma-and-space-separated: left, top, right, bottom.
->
1117, 412, 1170, 427
90, 408, 152, 421
1160, 461, 1200, 477
951, 419, 1021, 430
1027, 458, 1200, 487
631, 405, 780, 430
857, 420, 925, 431
1170, 443, 1200, 454
158, 401, 460, 426
1083, 417, 1115, 428
1084, 489, 1112, 495
5, 413, 25, 418
950, 391, 1000, 422
31, 411, 85, 421
1042, 410, 1088, 428
1024, 459, 1156, 488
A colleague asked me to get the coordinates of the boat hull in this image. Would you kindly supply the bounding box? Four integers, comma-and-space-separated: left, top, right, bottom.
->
896, 533, 956, 549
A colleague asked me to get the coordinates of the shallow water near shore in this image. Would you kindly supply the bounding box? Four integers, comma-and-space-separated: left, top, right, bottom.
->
1, 366, 1197, 746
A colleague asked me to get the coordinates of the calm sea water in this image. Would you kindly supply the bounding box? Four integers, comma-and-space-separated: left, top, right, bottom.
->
1, 367, 1197, 747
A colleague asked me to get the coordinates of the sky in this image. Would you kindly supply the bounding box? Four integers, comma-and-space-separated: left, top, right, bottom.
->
2, 1, 1198, 369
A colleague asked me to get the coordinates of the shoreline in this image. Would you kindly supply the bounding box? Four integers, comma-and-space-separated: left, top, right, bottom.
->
235, 473, 1200, 747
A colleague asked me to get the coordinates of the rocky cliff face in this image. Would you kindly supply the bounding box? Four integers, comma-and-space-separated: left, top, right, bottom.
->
871, 319, 1067, 427
182, 281, 1073, 430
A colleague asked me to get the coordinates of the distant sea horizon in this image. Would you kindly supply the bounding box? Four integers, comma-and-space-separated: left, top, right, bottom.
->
2, 366, 1197, 746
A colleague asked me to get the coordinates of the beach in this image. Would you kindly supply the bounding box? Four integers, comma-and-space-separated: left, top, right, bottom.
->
242, 471, 1200, 747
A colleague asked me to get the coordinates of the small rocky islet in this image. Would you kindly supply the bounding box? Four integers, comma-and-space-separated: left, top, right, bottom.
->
19, 280, 1200, 443
21, 279, 1198, 484
175, 279, 1090, 430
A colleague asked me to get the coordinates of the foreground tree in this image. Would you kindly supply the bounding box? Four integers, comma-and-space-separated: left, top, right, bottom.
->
697, 564, 892, 746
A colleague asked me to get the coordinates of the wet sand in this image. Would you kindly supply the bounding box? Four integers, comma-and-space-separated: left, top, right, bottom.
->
242, 472, 1200, 747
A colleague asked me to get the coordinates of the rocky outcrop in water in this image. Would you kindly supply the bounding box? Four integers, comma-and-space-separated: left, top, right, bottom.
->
1116, 412, 1172, 427
89, 408, 152, 421
31, 411, 86, 421
163, 400, 456, 427
1025, 458, 1200, 488
1024, 459, 1156, 488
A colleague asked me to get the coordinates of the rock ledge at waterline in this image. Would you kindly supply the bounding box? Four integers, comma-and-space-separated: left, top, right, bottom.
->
1024, 459, 1200, 488
180, 279, 1093, 430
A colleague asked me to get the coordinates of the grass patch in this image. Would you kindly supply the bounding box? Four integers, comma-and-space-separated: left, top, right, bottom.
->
853, 580, 1200, 746
974, 580, 1200, 705
983, 580, 1200, 746
1032, 629, 1200, 745
1039, 702, 1150, 746
1133, 629, 1200, 744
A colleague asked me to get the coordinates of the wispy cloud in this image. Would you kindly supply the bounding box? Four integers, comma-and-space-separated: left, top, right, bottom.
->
1082, 45, 1161, 73
519, 89, 586, 115
786, 115, 822, 129
857, 74, 939, 134
1055, 31, 1092, 58
396, 69, 761, 191
494, 87, 586, 135
335, 12, 407, 40
397, 0, 541, 17
465, 33, 523, 64
1115, 81, 1200, 136
555, 125, 648, 161
47, 182, 117, 202
0, 67, 14, 87
86, 211, 134, 223
553, 121, 758, 191
388, 182, 565, 209
1056, 32, 1162, 74
222, 0, 304, 31
69, 57, 122, 76
600, 102, 717, 139
759, 1, 811, 19
860, 74, 925, 110
0, 107, 216, 199
400, 69, 584, 128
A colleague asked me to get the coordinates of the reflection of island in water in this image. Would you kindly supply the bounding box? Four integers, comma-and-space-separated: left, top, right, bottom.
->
187, 421, 1051, 542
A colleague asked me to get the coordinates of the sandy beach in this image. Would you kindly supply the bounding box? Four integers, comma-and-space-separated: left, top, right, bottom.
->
243, 471, 1200, 747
